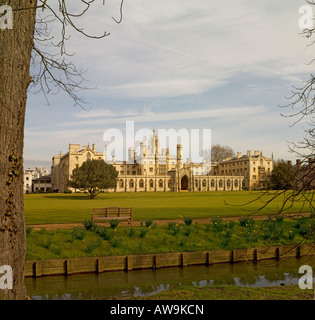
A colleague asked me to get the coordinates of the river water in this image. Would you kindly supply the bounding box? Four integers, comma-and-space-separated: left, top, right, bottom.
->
25, 256, 315, 300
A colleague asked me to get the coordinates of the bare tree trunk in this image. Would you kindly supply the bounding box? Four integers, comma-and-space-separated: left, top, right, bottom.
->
0, 0, 37, 300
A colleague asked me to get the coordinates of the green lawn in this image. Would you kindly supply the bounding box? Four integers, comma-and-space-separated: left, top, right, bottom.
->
25, 217, 312, 260
24, 191, 312, 225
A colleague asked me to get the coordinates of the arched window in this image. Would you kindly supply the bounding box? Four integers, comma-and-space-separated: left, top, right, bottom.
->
219, 179, 223, 188
159, 179, 163, 188
235, 180, 238, 187
227, 180, 230, 187
119, 179, 124, 188
139, 179, 144, 188
149, 179, 154, 188
129, 179, 134, 188
202, 179, 206, 187
211, 179, 215, 187
195, 180, 198, 188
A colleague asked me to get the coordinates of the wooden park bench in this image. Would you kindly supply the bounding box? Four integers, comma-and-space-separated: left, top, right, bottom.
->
91, 207, 133, 226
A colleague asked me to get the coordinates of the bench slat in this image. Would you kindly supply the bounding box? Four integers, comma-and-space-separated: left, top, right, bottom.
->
91, 207, 132, 226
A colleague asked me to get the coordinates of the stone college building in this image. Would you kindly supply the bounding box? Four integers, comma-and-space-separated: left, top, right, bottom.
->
51, 134, 274, 193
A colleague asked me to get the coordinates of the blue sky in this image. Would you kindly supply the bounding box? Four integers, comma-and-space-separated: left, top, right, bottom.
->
24, 0, 314, 166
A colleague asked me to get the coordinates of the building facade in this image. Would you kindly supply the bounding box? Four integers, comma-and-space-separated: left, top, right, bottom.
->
51, 135, 273, 193
24, 166, 50, 193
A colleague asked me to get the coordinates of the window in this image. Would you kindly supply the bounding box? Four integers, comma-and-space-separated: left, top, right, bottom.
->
195, 180, 198, 188
253, 175, 256, 181
129, 180, 134, 188
149, 180, 154, 188
211, 180, 215, 187
202, 179, 206, 187
139, 179, 144, 188
219, 180, 223, 188
235, 180, 238, 187
149, 167, 153, 173
159, 179, 163, 188
227, 180, 230, 187
119, 180, 124, 188
168, 180, 172, 188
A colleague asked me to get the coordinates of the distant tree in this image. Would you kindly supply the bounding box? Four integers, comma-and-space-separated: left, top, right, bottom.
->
268, 160, 296, 190
68, 159, 118, 199
204, 144, 235, 162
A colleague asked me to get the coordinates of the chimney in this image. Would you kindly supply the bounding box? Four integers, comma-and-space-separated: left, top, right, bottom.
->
92, 144, 95, 152
287, 160, 292, 166
296, 159, 301, 168
112, 155, 116, 164
247, 150, 251, 157
237, 152, 242, 158
254, 150, 259, 156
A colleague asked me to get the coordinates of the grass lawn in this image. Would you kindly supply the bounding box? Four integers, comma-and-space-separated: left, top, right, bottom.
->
24, 191, 312, 225
25, 216, 313, 260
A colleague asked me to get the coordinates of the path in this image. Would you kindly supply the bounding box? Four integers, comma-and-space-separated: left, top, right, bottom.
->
27, 212, 311, 230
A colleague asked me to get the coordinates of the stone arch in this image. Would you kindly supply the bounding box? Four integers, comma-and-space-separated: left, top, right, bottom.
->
181, 175, 189, 190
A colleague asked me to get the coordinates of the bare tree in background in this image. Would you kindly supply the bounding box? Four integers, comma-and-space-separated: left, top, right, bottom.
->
226, 2, 315, 246
0, 0, 123, 300
204, 144, 235, 163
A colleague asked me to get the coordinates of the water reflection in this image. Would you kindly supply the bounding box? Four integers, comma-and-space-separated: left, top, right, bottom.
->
26, 256, 315, 300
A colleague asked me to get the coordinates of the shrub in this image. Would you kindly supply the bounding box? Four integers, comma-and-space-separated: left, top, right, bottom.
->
97, 226, 114, 241
288, 230, 296, 241
127, 228, 136, 237
211, 217, 224, 233
43, 235, 52, 249
263, 217, 283, 241
109, 219, 120, 229
145, 219, 153, 228
239, 217, 255, 229
139, 227, 148, 238
182, 216, 193, 226
168, 221, 181, 235
83, 219, 96, 231
183, 226, 191, 236
71, 226, 86, 241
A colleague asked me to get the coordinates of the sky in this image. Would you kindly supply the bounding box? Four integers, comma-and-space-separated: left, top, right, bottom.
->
24, 0, 315, 169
